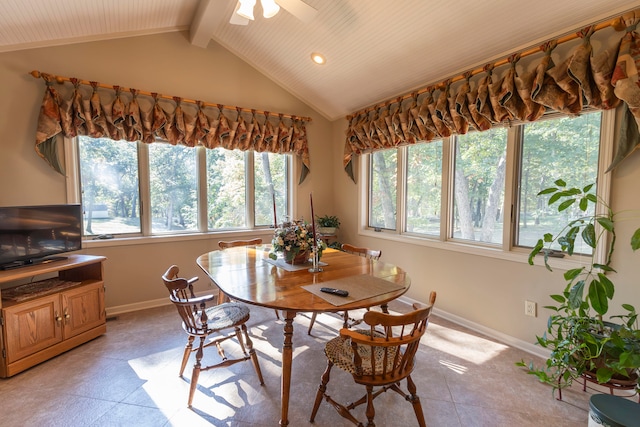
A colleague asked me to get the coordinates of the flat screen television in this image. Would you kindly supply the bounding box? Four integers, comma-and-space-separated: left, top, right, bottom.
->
0, 204, 82, 270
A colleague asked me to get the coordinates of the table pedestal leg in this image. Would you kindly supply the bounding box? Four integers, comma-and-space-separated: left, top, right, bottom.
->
280, 310, 296, 426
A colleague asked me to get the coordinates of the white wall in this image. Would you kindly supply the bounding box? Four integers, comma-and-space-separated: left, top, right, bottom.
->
1, 28, 639, 350
0, 31, 333, 309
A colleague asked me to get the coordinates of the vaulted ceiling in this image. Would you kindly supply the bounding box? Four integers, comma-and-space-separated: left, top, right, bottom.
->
1, 0, 639, 120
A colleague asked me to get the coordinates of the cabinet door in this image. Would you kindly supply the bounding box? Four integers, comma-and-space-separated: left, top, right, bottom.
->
61, 281, 105, 339
3, 294, 63, 363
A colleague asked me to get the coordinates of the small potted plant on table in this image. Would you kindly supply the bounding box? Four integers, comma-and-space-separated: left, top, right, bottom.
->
316, 215, 340, 235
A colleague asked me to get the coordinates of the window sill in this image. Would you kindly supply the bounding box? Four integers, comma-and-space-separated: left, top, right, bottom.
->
82, 229, 275, 249
358, 228, 592, 272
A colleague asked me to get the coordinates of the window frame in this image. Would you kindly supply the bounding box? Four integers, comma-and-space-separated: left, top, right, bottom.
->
359, 108, 615, 267
65, 137, 294, 245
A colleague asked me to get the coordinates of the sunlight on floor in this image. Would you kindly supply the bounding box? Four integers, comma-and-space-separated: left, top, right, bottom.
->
426, 322, 509, 365
439, 359, 469, 374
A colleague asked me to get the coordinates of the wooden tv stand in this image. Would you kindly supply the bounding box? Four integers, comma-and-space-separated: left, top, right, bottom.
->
0, 254, 106, 377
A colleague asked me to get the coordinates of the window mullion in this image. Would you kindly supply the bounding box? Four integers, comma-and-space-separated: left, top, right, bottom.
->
196, 146, 208, 232
138, 142, 151, 236
503, 126, 519, 251
65, 137, 81, 204
397, 147, 406, 234
594, 108, 615, 265
246, 151, 255, 229
441, 136, 453, 242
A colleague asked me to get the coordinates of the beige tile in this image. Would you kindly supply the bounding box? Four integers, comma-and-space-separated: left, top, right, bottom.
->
0, 301, 602, 427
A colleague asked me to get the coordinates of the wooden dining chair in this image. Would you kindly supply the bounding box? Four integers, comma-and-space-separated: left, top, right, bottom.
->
162, 265, 264, 407
310, 292, 436, 427
216, 238, 263, 304
307, 243, 382, 335
217, 238, 281, 319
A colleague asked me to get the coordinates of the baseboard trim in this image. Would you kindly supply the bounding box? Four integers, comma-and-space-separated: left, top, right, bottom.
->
397, 295, 549, 360
106, 289, 217, 317
106, 293, 549, 360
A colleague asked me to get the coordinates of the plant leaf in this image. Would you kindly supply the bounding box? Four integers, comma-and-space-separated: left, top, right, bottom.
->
588, 279, 608, 315
568, 280, 585, 309
631, 228, 640, 251
538, 187, 558, 195
558, 199, 576, 212
548, 192, 563, 205
597, 273, 614, 299
550, 294, 566, 303
579, 197, 588, 211
596, 367, 613, 384
564, 268, 583, 281
621, 303, 636, 312
582, 223, 596, 248
554, 179, 566, 187
596, 217, 614, 232
528, 239, 544, 265
593, 263, 615, 273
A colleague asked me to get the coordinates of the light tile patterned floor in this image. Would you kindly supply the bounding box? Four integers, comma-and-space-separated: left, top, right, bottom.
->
0, 300, 622, 426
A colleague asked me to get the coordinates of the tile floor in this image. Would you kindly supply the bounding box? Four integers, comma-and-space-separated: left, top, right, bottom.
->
0, 300, 629, 426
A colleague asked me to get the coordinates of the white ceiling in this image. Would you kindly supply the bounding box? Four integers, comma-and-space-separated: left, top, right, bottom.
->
1, 0, 640, 121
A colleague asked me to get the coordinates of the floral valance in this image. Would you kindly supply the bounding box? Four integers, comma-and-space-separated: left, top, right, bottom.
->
32, 72, 312, 183
343, 10, 640, 182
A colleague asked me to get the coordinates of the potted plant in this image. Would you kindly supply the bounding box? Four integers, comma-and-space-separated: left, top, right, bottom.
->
269, 219, 325, 264
517, 179, 640, 398
316, 214, 340, 235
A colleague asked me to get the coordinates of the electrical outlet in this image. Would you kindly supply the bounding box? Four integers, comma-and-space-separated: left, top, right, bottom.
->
525, 300, 537, 317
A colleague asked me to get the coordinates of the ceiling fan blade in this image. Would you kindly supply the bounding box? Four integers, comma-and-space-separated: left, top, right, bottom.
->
229, 1, 250, 25
275, 0, 318, 23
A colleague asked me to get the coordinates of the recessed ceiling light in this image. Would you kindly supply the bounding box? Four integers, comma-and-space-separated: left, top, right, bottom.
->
310, 52, 326, 65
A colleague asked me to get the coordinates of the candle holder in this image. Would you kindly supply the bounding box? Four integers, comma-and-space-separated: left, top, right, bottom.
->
308, 246, 323, 273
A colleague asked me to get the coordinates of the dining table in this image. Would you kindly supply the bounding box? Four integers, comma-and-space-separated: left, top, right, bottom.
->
196, 245, 411, 426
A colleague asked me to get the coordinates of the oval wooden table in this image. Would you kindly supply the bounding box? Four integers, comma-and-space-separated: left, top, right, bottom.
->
196, 245, 411, 426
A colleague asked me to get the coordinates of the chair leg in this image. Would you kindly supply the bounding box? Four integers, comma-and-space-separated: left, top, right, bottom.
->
234, 326, 248, 355
310, 360, 333, 422
365, 385, 375, 427
275, 309, 280, 319
187, 337, 205, 407
406, 375, 426, 427
308, 312, 318, 335
179, 335, 195, 377
342, 311, 350, 329
241, 324, 265, 385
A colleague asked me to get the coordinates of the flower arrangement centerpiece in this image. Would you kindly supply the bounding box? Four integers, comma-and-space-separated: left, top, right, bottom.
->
269, 219, 325, 264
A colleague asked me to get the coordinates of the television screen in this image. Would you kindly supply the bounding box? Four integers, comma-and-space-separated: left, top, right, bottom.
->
0, 204, 82, 270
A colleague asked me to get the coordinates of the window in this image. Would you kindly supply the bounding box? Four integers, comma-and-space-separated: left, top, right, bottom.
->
364, 110, 613, 258
78, 137, 141, 236
405, 140, 443, 236
515, 112, 601, 254
74, 136, 291, 238
452, 128, 507, 245
206, 148, 246, 229
149, 142, 198, 233
369, 150, 397, 230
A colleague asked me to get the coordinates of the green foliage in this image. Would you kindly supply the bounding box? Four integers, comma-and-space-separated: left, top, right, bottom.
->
521, 179, 640, 393
316, 214, 340, 228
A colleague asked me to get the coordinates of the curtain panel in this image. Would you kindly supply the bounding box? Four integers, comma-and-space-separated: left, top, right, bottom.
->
343, 10, 640, 182
33, 73, 312, 183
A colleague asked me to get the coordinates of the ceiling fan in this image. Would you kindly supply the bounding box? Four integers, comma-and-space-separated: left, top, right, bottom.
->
229, 0, 318, 25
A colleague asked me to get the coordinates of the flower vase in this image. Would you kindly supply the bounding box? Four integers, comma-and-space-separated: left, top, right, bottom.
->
285, 250, 309, 265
